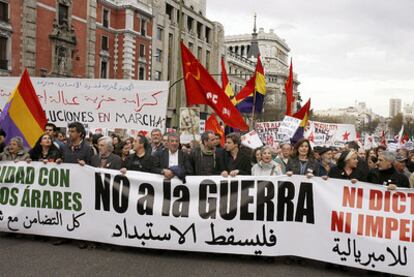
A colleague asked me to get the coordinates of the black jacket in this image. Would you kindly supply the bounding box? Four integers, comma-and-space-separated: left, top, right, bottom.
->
287, 157, 320, 176
189, 147, 224, 175
222, 149, 252, 175
328, 166, 367, 182
367, 167, 410, 188
91, 153, 122, 170
123, 152, 157, 173
62, 140, 94, 165
153, 149, 192, 176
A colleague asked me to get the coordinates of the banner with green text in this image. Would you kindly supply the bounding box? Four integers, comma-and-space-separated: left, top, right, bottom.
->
0, 161, 412, 276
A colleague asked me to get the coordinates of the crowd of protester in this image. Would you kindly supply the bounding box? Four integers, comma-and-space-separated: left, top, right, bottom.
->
0, 122, 413, 190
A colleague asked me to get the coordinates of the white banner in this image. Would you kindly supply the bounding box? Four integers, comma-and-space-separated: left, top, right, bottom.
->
0, 161, 413, 276
0, 77, 169, 131
278, 116, 301, 141
255, 121, 282, 146
305, 121, 356, 147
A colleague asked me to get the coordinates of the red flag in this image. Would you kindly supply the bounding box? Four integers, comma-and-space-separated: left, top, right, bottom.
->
285, 59, 294, 116
380, 130, 387, 147
205, 114, 225, 146
292, 98, 311, 120
181, 42, 248, 130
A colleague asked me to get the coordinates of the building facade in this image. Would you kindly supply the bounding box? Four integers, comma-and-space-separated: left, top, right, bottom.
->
389, 98, 402, 118
151, 0, 224, 127
1, 0, 153, 79
224, 26, 300, 122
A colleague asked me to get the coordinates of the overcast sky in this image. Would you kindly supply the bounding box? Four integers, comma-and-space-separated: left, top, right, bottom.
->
206, 0, 414, 117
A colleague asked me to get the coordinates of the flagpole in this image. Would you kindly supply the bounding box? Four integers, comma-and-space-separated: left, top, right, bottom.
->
250, 89, 257, 130
174, 0, 184, 129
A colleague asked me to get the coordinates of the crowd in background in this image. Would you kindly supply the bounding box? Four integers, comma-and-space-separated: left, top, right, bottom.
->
0, 121, 412, 190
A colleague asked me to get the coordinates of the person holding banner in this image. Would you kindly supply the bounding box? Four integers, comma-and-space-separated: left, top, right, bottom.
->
28, 134, 62, 163
153, 132, 191, 182
328, 150, 366, 183
316, 147, 334, 177
0, 136, 30, 162
90, 136, 122, 170
62, 122, 93, 165
121, 135, 157, 174
367, 151, 410, 189
221, 133, 252, 177
188, 131, 224, 176
286, 139, 319, 177
252, 146, 282, 176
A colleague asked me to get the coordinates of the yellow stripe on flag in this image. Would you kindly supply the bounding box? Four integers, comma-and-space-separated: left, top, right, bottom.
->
255, 72, 266, 95
8, 90, 44, 147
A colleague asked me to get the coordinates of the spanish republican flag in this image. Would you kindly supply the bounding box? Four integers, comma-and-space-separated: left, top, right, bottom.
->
221, 57, 237, 106
235, 55, 266, 113
181, 42, 248, 131
285, 59, 294, 116
291, 98, 311, 144
0, 69, 47, 147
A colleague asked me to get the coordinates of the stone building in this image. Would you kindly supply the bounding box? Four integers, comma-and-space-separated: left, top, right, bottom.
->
1, 0, 153, 79
224, 23, 300, 122
151, 0, 224, 127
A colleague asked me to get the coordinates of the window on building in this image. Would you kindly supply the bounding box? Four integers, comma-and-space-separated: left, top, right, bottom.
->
100, 60, 108, 78
166, 3, 173, 21
188, 42, 194, 52
206, 50, 210, 71
0, 2, 8, 22
138, 66, 145, 80
101, 36, 109, 51
197, 22, 202, 39
58, 3, 69, 26
0, 36, 7, 70
205, 27, 211, 43
103, 9, 109, 28
156, 49, 162, 62
139, 44, 145, 58
197, 47, 202, 60
154, 71, 161, 81
140, 18, 146, 36
156, 27, 163, 40
187, 16, 193, 32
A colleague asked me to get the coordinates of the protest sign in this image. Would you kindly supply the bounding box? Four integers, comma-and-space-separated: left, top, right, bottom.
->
255, 121, 282, 146
241, 130, 263, 149
278, 116, 301, 141
0, 161, 413, 276
0, 77, 169, 132
305, 121, 356, 147
179, 107, 200, 143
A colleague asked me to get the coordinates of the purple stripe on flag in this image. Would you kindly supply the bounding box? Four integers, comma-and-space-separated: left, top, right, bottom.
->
0, 114, 31, 148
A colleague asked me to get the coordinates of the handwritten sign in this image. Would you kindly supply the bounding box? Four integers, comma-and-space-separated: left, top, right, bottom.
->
278, 116, 301, 141
0, 77, 169, 132
255, 121, 282, 146
179, 107, 200, 143
305, 121, 356, 147
0, 161, 413, 276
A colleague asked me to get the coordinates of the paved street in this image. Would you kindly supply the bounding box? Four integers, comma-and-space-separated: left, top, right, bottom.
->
0, 236, 382, 277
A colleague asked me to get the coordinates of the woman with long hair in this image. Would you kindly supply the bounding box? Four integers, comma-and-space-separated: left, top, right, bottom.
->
286, 139, 319, 177
328, 150, 366, 182
29, 134, 62, 162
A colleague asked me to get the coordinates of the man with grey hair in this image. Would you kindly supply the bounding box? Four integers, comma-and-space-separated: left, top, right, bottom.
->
154, 132, 191, 181
274, 143, 292, 174
151, 128, 164, 155
367, 151, 410, 189
91, 136, 122, 169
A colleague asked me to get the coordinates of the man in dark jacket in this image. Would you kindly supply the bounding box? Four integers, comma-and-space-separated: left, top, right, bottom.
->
367, 151, 410, 189
62, 122, 93, 165
91, 136, 122, 169
154, 132, 191, 181
221, 132, 251, 177
189, 131, 224, 175
122, 135, 157, 173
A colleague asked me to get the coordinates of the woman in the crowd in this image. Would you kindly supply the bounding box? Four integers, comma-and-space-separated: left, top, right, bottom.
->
111, 134, 122, 156
251, 147, 262, 166
29, 134, 62, 162
328, 150, 367, 182
286, 139, 319, 177
367, 155, 378, 170
0, 136, 30, 161
317, 147, 334, 177
119, 141, 132, 163
91, 136, 122, 169
366, 149, 376, 158
252, 146, 282, 176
